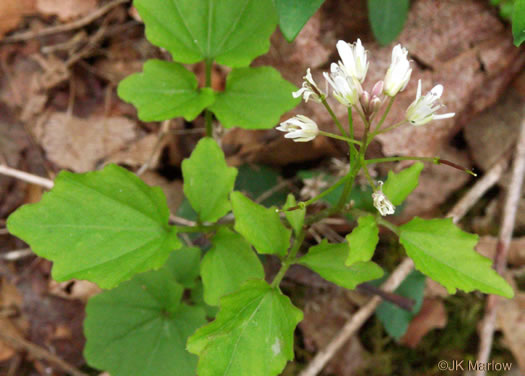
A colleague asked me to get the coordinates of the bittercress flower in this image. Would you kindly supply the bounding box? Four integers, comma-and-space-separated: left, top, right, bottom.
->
323, 63, 360, 107
276, 115, 319, 142
293, 68, 324, 103
336, 39, 369, 83
406, 80, 455, 126
372, 182, 395, 216
384, 44, 412, 97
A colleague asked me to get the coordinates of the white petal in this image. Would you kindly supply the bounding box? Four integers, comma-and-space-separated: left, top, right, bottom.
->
433, 112, 455, 120
430, 84, 443, 98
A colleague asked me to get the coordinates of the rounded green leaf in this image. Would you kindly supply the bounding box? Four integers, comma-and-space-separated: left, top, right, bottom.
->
346, 215, 379, 266
164, 246, 201, 288
201, 228, 264, 306
84, 269, 206, 376
383, 162, 424, 206
209, 67, 300, 129
299, 240, 384, 289
118, 60, 215, 122
231, 191, 292, 256
399, 217, 514, 298
375, 270, 426, 340
367, 0, 409, 45
187, 280, 303, 376
7, 164, 181, 289
134, 0, 278, 67
275, 0, 325, 42
182, 137, 238, 223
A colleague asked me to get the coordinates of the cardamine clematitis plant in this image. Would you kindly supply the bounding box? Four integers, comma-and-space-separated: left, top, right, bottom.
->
5, 2, 513, 374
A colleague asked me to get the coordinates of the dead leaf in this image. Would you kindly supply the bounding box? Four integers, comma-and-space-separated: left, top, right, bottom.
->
0, 278, 29, 362
0, 0, 35, 39
107, 133, 159, 168
48, 280, 101, 303
140, 172, 184, 214
36, 112, 137, 172
400, 298, 447, 348
476, 236, 525, 267
36, 0, 98, 21
497, 292, 525, 374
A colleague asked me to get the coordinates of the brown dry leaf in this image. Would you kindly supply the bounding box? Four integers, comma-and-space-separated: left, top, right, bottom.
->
107, 133, 159, 168
140, 172, 184, 214
497, 292, 525, 374
36, 0, 98, 21
400, 298, 447, 348
0, 278, 29, 362
48, 280, 101, 303
35, 112, 137, 172
0, 0, 35, 39
476, 236, 525, 267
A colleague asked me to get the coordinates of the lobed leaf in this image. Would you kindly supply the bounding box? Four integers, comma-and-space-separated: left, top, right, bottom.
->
383, 162, 424, 206
346, 215, 379, 266
84, 269, 206, 376
231, 191, 291, 257
7, 164, 181, 289
164, 246, 201, 288
118, 60, 215, 121
201, 228, 264, 306
299, 240, 384, 289
209, 67, 300, 129
134, 0, 277, 67
399, 217, 514, 298
187, 280, 303, 376
181, 137, 238, 223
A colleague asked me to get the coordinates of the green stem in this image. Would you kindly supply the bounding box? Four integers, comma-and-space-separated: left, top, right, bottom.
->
271, 229, 305, 288
318, 130, 362, 145
376, 216, 400, 235
204, 59, 213, 137
348, 108, 358, 163
361, 155, 377, 190
299, 173, 352, 208
321, 98, 349, 138
373, 96, 395, 132
174, 222, 227, 233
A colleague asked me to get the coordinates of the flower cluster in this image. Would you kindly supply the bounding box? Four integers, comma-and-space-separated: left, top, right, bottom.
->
277, 39, 456, 217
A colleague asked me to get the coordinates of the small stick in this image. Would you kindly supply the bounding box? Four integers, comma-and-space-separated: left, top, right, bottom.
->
0, 331, 89, 376
3, 0, 130, 43
357, 283, 414, 311
475, 117, 525, 376
0, 165, 53, 189
299, 150, 508, 376
1, 248, 33, 261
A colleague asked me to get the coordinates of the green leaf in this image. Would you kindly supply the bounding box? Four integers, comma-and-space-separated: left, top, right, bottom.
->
134, 0, 277, 67
346, 215, 379, 266
164, 246, 201, 288
191, 280, 220, 319
209, 67, 300, 129
367, 0, 409, 45
7, 164, 181, 289
275, 0, 325, 42
299, 240, 384, 289
187, 280, 303, 376
235, 164, 287, 207
284, 194, 305, 235
399, 217, 514, 298
84, 269, 206, 376
375, 271, 426, 340
383, 162, 424, 206
512, 0, 525, 46
118, 60, 215, 122
181, 138, 238, 222
201, 228, 264, 306
231, 191, 291, 257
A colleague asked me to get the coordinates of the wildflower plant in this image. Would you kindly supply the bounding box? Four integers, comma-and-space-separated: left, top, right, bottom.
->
5, 1, 515, 376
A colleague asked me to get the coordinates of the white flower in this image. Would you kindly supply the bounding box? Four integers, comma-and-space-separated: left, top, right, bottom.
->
323, 63, 360, 107
293, 68, 324, 103
384, 44, 412, 97
406, 80, 455, 126
372, 182, 395, 216
276, 115, 319, 142
336, 39, 369, 83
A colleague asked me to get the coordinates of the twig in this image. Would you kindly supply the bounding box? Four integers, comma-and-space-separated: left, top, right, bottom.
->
1, 248, 33, 261
255, 179, 292, 204
0, 331, 89, 376
0, 165, 53, 189
475, 117, 525, 376
169, 214, 197, 227
3, 0, 130, 43
299, 150, 507, 376
137, 120, 171, 176
357, 283, 414, 311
